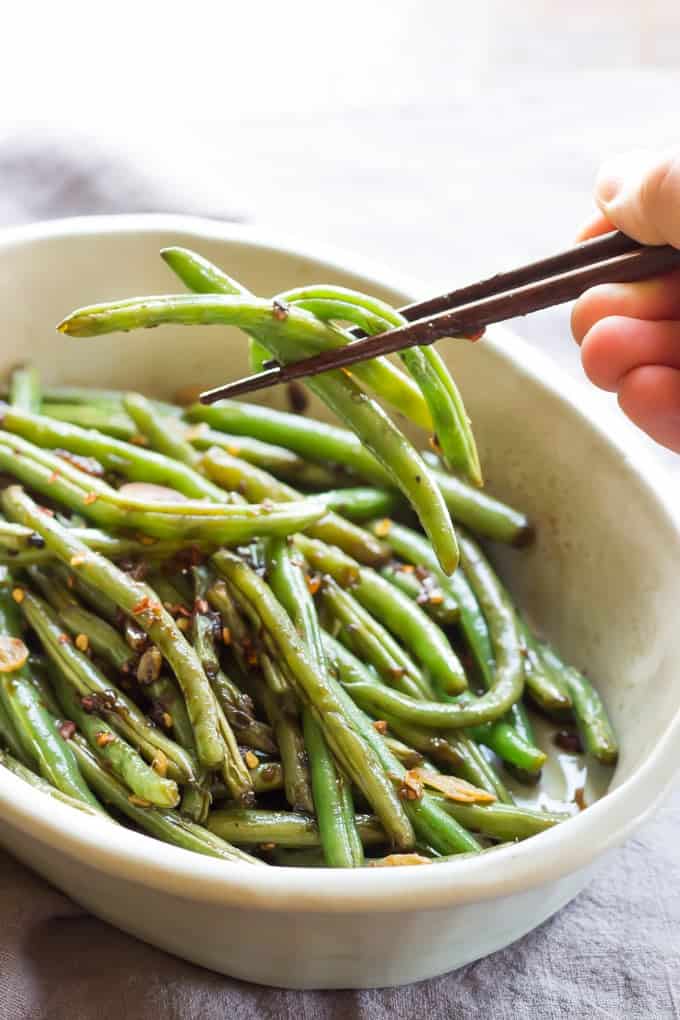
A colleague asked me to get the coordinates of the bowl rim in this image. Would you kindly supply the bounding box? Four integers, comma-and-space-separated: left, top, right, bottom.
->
0, 212, 678, 914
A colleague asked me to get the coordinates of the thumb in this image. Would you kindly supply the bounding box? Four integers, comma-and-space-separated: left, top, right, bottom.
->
594, 146, 680, 248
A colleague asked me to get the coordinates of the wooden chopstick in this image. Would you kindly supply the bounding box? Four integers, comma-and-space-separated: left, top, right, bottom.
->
199, 233, 680, 403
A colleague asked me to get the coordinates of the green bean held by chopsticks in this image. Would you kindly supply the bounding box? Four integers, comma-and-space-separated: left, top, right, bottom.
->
162, 246, 434, 431
58, 295, 460, 573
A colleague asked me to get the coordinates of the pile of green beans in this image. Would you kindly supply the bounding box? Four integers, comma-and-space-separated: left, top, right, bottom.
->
0, 255, 618, 869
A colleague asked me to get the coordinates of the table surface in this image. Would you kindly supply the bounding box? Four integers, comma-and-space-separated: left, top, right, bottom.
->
0, 3, 679, 1016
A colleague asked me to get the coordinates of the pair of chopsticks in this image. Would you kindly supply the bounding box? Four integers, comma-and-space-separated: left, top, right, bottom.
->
199, 231, 680, 404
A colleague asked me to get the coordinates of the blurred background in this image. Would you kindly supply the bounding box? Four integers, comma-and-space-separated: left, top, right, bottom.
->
1, 0, 679, 465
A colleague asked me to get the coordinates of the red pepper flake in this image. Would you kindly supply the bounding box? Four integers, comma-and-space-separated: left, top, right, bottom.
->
48, 470, 60, 484
130, 434, 148, 447
400, 563, 415, 573
162, 711, 173, 729
305, 574, 321, 596
372, 720, 388, 735
138, 535, 156, 546
58, 633, 71, 645
428, 591, 444, 606
66, 574, 75, 590
58, 720, 76, 741
83, 492, 98, 506
388, 666, 405, 681
39, 506, 55, 517
221, 627, 232, 645
11, 587, 25, 604
244, 750, 259, 769
465, 328, 485, 341
95, 731, 115, 748
259, 842, 277, 851
131, 595, 162, 620
374, 518, 392, 538
428, 435, 442, 454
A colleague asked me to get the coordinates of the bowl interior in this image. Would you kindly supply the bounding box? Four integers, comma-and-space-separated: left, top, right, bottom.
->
1, 216, 679, 817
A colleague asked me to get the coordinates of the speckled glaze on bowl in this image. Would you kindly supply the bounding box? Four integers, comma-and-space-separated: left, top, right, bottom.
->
0, 215, 678, 989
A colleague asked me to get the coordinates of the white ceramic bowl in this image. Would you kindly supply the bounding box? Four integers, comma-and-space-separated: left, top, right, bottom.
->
0, 215, 678, 989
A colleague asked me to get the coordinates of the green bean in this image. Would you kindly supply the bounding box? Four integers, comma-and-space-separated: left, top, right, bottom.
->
375, 520, 541, 772
382, 735, 424, 769
519, 617, 573, 714
433, 796, 568, 842
202, 447, 388, 566
189, 568, 255, 805
2, 490, 220, 767
321, 578, 430, 700
379, 562, 459, 626
214, 550, 415, 849
312, 487, 400, 522
58, 295, 459, 572
0, 437, 326, 544
539, 642, 618, 765
321, 630, 508, 799
186, 401, 391, 484
160, 245, 272, 384
282, 285, 480, 484
20, 589, 196, 783
0, 402, 242, 501
53, 563, 119, 624
0, 697, 31, 763
212, 760, 283, 797
320, 657, 481, 854
295, 534, 467, 696
123, 392, 203, 471
260, 654, 314, 813
42, 403, 137, 440
208, 808, 385, 849
0, 526, 186, 569
29, 568, 136, 673
68, 733, 261, 864
50, 664, 180, 807
163, 246, 433, 431
0, 578, 102, 809
265, 535, 362, 867
187, 425, 343, 489
9, 365, 41, 412
187, 400, 530, 545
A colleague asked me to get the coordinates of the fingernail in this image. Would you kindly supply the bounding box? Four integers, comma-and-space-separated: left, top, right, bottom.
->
597, 175, 621, 204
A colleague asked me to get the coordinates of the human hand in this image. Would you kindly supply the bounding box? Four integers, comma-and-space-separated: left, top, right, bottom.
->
571, 148, 680, 451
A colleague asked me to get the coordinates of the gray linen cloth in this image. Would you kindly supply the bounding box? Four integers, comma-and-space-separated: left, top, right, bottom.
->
0, 128, 677, 1020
